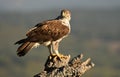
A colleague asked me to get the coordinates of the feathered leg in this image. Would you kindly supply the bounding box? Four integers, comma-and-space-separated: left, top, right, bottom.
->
52, 41, 61, 58
47, 44, 53, 55
52, 41, 69, 61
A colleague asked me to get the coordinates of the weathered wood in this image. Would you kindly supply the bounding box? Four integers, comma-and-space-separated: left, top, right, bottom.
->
34, 54, 94, 77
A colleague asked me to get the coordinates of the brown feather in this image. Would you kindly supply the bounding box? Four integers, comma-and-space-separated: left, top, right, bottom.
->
17, 42, 35, 57
26, 20, 70, 42
14, 38, 27, 44
15, 9, 71, 57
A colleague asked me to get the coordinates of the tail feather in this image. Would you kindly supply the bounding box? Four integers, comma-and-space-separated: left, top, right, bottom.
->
17, 42, 35, 57
15, 38, 27, 45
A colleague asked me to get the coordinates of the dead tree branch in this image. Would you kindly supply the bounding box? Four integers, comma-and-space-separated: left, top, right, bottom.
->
34, 54, 94, 77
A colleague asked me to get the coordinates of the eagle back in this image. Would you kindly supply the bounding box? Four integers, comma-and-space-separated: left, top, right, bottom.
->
26, 20, 70, 42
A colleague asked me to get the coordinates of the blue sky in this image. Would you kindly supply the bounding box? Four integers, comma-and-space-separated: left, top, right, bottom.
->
0, 0, 120, 11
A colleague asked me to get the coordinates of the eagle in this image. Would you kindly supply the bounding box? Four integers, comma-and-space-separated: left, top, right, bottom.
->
15, 9, 71, 59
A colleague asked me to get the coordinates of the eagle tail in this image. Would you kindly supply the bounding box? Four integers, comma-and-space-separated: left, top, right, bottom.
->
16, 41, 35, 57
14, 38, 27, 44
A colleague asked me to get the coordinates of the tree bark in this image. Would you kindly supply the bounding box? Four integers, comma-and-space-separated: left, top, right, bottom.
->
34, 54, 94, 77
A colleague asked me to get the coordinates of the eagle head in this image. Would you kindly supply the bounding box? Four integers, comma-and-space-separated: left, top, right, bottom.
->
61, 9, 71, 21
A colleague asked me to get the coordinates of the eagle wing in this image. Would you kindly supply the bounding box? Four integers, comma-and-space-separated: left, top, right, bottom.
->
26, 20, 69, 42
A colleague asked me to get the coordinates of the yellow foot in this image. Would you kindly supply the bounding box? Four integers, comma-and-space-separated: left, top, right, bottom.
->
56, 54, 71, 61
49, 54, 70, 61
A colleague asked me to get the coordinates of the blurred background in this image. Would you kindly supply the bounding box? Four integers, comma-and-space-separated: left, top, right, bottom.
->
0, 0, 120, 77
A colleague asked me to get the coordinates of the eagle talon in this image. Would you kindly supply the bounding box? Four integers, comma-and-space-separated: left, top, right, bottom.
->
15, 9, 71, 61
56, 54, 69, 61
